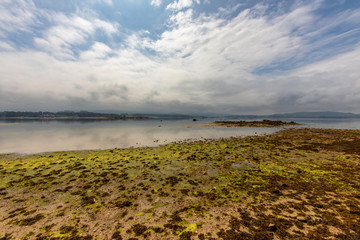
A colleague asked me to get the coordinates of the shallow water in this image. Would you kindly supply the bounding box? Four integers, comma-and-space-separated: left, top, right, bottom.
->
1, 117, 360, 154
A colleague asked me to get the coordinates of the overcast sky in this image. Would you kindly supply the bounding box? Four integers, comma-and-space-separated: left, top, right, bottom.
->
0, 0, 360, 114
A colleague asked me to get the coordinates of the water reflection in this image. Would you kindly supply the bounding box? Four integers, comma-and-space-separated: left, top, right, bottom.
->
1, 118, 360, 154
0, 119, 279, 154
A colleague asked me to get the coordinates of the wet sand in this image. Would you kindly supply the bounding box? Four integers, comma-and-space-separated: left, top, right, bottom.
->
0, 128, 359, 239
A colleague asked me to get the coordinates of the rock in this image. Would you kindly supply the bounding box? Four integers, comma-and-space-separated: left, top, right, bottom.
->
297, 216, 307, 223
268, 223, 277, 232
307, 215, 322, 225
271, 190, 282, 195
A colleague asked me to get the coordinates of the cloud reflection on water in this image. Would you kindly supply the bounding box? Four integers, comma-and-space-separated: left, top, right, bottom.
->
0, 119, 278, 154
3, 118, 360, 154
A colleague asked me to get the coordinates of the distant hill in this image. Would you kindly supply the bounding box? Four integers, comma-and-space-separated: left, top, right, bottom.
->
268, 111, 360, 118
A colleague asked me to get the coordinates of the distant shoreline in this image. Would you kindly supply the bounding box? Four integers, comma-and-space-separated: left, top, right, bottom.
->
0, 116, 150, 120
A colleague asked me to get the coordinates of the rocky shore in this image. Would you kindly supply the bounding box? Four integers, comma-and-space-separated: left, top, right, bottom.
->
0, 128, 359, 239
200, 119, 302, 127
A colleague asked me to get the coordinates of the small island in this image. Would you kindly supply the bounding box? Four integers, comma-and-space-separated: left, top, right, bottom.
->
201, 119, 302, 127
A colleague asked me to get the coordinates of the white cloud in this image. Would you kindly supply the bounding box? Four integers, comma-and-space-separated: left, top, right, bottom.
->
0, 0, 38, 35
260, 46, 360, 112
151, 0, 162, 7
134, 2, 360, 111
99, 0, 113, 5
0, 41, 14, 51
88, 0, 113, 5
168, 8, 194, 26
154, 4, 306, 73
34, 19, 93, 59
34, 13, 118, 59
0, 0, 118, 59
80, 42, 112, 60
94, 19, 118, 35
166, 0, 194, 11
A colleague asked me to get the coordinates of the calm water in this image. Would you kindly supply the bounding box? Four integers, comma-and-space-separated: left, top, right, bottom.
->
1, 118, 360, 154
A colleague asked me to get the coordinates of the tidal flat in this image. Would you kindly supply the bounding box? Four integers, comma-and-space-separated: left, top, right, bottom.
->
0, 128, 359, 240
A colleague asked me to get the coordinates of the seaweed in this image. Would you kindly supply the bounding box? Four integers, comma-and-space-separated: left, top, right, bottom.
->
131, 224, 148, 236
115, 200, 132, 208
0, 234, 13, 240
81, 196, 96, 206
14, 214, 45, 226
111, 231, 122, 240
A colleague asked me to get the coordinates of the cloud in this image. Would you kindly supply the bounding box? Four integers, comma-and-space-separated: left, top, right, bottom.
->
80, 42, 112, 60
1, 1, 360, 114
94, 19, 118, 35
233, 45, 360, 113
0, 0, 118, 59
98, 0, 113, 5
0, 41, 14, 51
34, 18, 93, 59
166, 0, 195, 11
0, 0, 38, 36
33, 13, 118, 59
151, 0, 162, 7
154, 3, 307, 73
141, 1, 360, 112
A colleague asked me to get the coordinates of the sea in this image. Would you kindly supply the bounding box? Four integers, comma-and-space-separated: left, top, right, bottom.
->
1, 117, 360, 154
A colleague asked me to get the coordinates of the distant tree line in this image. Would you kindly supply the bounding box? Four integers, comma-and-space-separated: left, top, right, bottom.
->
0, 111, 126, 118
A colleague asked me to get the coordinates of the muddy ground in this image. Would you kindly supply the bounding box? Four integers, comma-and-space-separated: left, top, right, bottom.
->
0, 128, 359, 239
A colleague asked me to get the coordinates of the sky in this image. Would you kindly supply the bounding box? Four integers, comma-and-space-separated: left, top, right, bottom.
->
0, 0, 360, 115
